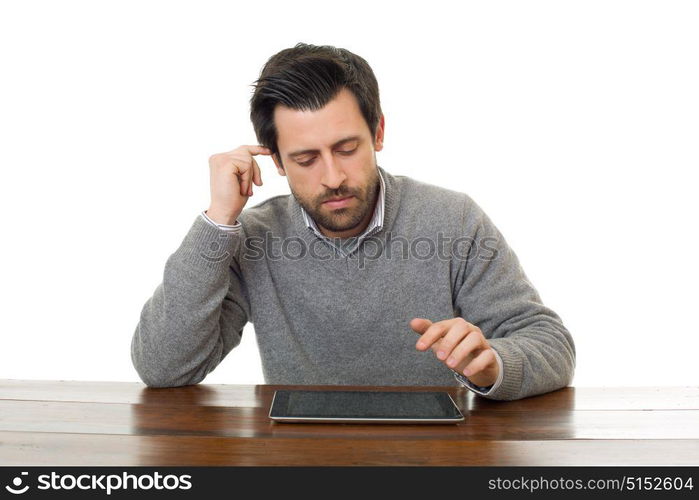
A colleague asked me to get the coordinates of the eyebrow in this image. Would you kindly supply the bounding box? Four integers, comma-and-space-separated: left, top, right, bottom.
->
287, 135, 361, 159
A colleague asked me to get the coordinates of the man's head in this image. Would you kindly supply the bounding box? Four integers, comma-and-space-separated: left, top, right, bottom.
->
250, 43, 385, 238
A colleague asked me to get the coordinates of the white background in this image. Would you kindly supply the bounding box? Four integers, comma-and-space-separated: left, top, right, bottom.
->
1, 0, 697, 387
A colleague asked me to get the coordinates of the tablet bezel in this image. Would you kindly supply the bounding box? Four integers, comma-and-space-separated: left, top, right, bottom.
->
268, 389, 465, 424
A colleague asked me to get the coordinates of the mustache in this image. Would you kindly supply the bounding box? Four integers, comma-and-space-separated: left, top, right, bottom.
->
318, 188, 360, 204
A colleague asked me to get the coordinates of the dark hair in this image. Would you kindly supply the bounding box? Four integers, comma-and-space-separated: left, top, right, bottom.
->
249, 42, 382, 166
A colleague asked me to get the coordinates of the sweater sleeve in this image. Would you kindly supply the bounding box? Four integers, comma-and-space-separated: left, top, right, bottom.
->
131, 215, 251, 387
452, 349, 504, 395
451, 195, 576, 401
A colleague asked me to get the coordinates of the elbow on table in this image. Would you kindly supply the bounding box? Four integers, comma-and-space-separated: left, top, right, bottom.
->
130, 346, 207, 389
133, 363, 205, 389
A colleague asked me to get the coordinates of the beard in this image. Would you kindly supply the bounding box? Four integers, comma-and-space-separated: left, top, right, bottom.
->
291, 167, 380, 234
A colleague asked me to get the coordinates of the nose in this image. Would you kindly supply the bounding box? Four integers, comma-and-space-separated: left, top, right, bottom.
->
319, 154, 347, 191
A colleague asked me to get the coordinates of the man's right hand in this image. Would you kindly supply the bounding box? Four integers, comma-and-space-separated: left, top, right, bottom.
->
205, 145, 273, 225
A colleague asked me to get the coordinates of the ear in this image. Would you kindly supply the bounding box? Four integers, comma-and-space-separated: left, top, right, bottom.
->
374, 114, 385, 152
271, 152, 287, 177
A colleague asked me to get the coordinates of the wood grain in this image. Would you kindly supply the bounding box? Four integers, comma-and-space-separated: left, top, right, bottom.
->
2, 432, 698, 466
3, 380, 697, 410
2, 400, 699, 440
1, 380, 698, 465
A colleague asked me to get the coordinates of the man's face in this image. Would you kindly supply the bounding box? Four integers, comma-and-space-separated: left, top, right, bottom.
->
271, 87, 385, 239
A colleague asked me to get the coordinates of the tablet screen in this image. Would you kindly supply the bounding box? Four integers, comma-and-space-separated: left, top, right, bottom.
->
269, 390, 464, 423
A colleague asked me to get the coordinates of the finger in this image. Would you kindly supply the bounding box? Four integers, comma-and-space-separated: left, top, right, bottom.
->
239, 169, 249, 197
409, 318, 432, 334
462, 348, 496, 377
416, 321, 452, 351
244, 145, 273, 156
251, 157, 263, 186
446, 330, 484, 369
434, 322, 472, 361
236, 159, 252, 197
247, 162, 254, 196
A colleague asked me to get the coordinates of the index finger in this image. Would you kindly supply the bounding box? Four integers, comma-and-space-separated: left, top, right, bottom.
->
416, 321, 449, 351
244, 145, 273, 156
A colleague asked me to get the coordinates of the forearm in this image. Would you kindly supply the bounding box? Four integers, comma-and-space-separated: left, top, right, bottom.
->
131, 215, 249, 387
485, 317, 575, 400
452, 194, 576, 401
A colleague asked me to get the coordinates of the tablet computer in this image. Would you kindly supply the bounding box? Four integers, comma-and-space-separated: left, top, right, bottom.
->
269, 389, 464, 424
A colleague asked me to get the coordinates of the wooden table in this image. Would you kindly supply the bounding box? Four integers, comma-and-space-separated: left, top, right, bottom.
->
1, 381, 698, 466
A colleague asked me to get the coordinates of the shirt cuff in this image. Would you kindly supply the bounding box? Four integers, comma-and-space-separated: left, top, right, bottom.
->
200, 210, 242, 233
453, 348, 504, 396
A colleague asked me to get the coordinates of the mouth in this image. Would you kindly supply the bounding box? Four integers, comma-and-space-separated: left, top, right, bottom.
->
322, 196, 355, 209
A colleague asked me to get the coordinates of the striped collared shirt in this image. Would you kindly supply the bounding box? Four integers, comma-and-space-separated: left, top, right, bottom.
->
300, 168, 386, 257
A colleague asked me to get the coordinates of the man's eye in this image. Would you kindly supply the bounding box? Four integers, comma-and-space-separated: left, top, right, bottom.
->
296, 148, 356, 166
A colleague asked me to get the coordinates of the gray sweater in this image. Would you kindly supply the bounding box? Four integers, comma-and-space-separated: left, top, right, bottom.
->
131, 166, 575, 400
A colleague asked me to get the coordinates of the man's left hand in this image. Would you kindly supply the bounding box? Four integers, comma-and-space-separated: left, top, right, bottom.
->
410, 317, 500, 387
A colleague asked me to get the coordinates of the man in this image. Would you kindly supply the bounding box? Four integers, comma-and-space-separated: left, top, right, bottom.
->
131, 42, 575, 401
